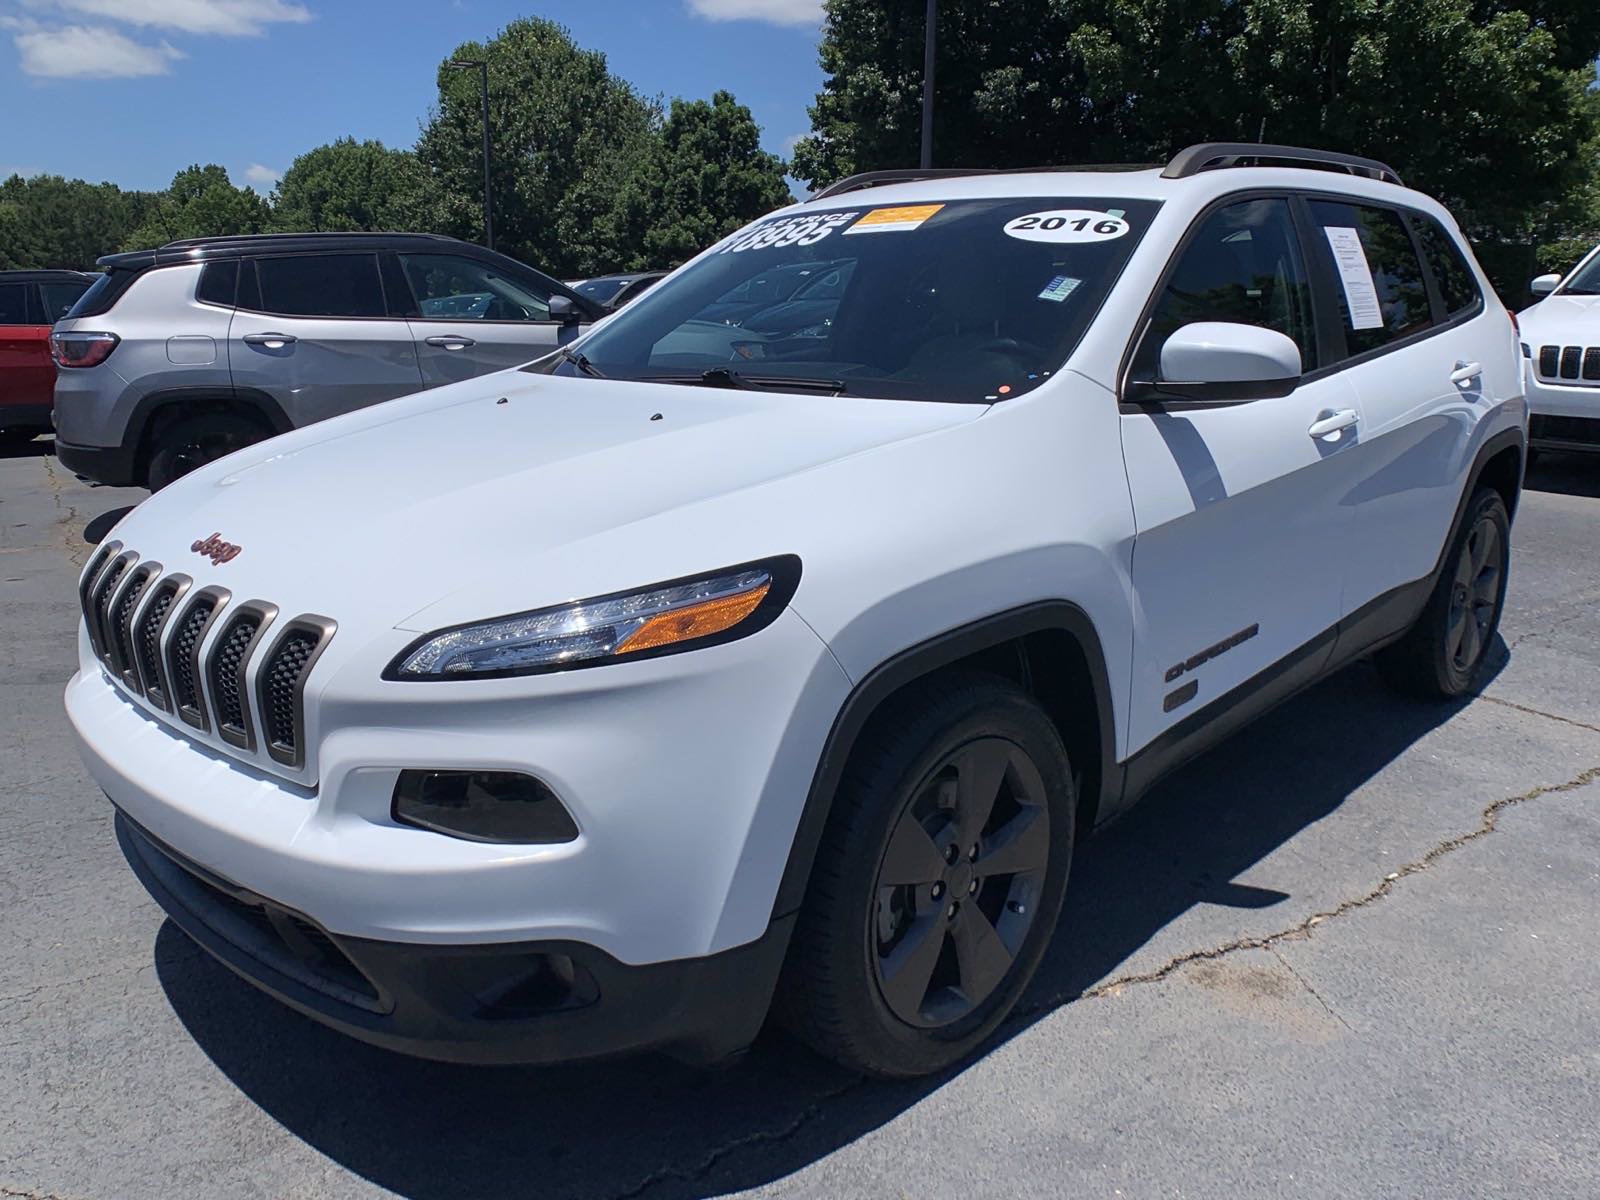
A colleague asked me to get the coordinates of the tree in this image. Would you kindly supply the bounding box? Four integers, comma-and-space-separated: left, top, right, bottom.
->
793, 0, 1600, 240
271, 138, 442, 233
614, 90, 793, 269
122, 164, 272, 250
0, 174, 157, 269
416, 17, 659, 277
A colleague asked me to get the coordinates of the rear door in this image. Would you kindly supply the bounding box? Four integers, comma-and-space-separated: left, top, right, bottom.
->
228, 252, 422, 427
1120, 195, 1365, 751
0, 281, 52, 411
395, 251, 583, 387
1299, 199, 1511, 610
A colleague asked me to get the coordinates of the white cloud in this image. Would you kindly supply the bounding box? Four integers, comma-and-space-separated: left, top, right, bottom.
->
41, 0, 310, 37
12, 24, 184, 77
243, 162, 281, 190
685, 0, 821, 28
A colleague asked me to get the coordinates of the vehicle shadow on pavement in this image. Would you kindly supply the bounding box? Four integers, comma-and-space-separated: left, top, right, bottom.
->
154, 653, 1497, 1200
0, 435, 53, 460
1525, 453, 1600, 499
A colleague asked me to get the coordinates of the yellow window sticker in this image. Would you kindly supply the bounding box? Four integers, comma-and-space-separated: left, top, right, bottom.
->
843, 204, 945, 234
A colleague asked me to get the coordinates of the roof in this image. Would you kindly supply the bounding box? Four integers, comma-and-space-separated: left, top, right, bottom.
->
96, 231, 477, 271
0, 269, 96, 282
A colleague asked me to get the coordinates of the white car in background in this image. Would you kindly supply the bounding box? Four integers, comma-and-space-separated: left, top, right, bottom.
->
1520, 243, 1600, 456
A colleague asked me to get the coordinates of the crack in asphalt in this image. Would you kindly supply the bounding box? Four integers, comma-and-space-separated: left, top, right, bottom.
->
1270, 945, 1355, 1032
612, 759, 1600, 1199
2, 1185, 81, 1200
1477, 693, 1600, 736
38, 456, 86, 567
1507, 601, 1600, 651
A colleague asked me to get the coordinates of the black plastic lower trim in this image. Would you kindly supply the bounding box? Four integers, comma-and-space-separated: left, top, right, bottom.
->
1530, 413, 1600, 452
56, 438, 140, 486
117, 811, 791, 1066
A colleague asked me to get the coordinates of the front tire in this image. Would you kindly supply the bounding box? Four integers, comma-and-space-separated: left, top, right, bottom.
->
777, 673, 1076, 1078
1376, 487, 1510, 698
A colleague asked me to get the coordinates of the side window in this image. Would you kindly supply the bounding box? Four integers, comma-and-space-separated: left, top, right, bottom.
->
196, 260, 238, 308
1133, 197, 1315, 379
0, 283, 29, 325
248, 254, 386, 318
400, 254, 551, 322
1415, 216, 1481, 317
39, 280, 90, 322
1305, 200, 1432, 357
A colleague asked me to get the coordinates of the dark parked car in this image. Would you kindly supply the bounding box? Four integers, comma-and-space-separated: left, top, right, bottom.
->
567, 271, 668, 310
0, 269, 94, 441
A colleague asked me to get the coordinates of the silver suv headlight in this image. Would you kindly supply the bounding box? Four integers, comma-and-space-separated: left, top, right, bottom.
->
386, 556, 800, 680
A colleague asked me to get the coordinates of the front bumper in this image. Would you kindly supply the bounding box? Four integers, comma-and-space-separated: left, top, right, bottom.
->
119, 811, 791, 1064
1525, 373, 1600, 452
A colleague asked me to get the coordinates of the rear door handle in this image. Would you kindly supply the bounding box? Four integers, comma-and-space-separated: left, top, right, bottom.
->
1450, 360, 1483, 386
1308, 408, 1359, 441
424, 335, 476, 350
242, 332, 296, 347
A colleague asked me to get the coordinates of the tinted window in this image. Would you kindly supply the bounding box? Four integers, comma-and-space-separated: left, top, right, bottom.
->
250, 253, 386, 318
0, 283, 29, 325
401, 254, 551, 322
38, 280, 89, 322
575, 278, 628, 304
1415, 217, 1480, 316
1306, 200, 1432, 356
1132, 197, 1315, 379
541, 197, 1161, 404
196, 260, 238, 307
1562, 251, 1600, 296
64, 270, 131, 319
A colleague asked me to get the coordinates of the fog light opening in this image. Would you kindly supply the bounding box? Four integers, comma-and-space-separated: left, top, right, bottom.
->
392, 770, 579, 844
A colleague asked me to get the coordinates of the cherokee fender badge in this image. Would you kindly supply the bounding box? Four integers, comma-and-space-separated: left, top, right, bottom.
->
191, 532, 242, 565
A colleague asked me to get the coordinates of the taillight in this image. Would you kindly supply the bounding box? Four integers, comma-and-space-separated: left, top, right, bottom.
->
50, 331, 119, 368
1508, 307, 1519, 337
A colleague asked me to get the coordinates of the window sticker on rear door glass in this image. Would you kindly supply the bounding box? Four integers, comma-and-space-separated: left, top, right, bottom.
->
718, 211, 857, 254
842, 204, 945, 234
1004, 210, 1130, 243
1323, 226, 1385, 330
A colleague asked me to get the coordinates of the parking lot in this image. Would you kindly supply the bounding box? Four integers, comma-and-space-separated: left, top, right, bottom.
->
2, 437, 1597, 1199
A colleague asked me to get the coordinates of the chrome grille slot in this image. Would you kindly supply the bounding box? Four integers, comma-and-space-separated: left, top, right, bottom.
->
109, 564, 159, 691
89, 552, 135, 667
205, 603, 276, 750
169, 590, 226, 730
134, 575, 189, 710
256, 618, 335, 768
1560, 346, 1582, 379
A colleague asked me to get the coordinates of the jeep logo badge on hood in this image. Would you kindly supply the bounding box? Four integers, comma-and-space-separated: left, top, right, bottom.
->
191, 533, 241, 564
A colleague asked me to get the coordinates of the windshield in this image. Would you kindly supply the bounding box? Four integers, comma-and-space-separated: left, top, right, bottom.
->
1560, 249, 1600, 296
534, 196, 1159, 403
576, 277, 629, 304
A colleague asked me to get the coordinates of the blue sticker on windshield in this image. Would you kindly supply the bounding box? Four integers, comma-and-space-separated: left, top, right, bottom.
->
1038, 275, 1082, 303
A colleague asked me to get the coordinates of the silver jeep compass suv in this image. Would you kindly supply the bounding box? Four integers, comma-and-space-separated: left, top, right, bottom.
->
51, 232, 600, 489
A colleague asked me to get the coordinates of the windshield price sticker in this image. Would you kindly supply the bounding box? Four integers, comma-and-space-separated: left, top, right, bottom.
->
719, 211, 857, 254
843, 204, 945, 234
1003, 210, 1130, 244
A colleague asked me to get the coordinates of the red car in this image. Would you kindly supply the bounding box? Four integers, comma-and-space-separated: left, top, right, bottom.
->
0, 269, 94, 443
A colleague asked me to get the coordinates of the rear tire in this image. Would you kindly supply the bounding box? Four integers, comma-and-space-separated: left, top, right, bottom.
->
1376, 487, 1510, 698
777, 672, 1076, 1078
144, 411, 271, 491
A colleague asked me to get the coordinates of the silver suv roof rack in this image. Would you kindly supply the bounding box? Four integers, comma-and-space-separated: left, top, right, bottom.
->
811, 163, 1156, 201
1161, 143, 1403, 186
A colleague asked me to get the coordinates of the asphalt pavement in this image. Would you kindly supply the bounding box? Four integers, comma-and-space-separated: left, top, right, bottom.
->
2, 435, 1596, 1200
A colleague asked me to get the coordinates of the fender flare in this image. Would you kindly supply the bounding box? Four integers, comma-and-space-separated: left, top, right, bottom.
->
129, 386, 293, 461
770, 600, 1118, 921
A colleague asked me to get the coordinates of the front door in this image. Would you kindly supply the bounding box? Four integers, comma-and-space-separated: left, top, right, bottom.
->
1120, 195, 1364, 752
228, 252, 422, 427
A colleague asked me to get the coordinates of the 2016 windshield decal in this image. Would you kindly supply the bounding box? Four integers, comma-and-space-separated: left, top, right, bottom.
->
718, 211, 858, 254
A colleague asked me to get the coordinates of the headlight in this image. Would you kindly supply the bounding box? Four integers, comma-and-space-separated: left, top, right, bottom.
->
386, 556, 800, 679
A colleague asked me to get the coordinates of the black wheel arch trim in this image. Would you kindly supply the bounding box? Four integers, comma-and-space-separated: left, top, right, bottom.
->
771, 600, 1119, 922
127, 386, 293, 465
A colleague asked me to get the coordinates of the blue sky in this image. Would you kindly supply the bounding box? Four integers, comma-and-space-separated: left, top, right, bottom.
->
0, 0, 824, 193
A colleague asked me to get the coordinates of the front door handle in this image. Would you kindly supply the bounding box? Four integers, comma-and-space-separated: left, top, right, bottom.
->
424, 335, 476, 350
1308, 408, 1359, 441
242, 332, 296, 347
1450, 360, 1483, 386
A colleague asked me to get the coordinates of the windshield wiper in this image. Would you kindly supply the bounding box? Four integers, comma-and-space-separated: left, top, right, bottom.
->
641, 367, 847, 394
558, 345, 607, 378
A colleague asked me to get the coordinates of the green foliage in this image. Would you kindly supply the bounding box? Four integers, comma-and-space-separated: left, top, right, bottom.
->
794, 0, 1600, 239
122, 164, 272, 250
271, 138, 442, 233
614, 90, 793, 269
0, 174, 157, 269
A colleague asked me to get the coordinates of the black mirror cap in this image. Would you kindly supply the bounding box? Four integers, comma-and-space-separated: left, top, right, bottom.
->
1125, 374, 1299, 406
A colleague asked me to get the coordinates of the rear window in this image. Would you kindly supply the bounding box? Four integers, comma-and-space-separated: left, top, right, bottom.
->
0, 283, 27, 325
64, 269, 135, 320
243, 253, 386, 319
196, 260, 238, 308
1414, 217, 1481, 317
1306, 199, 1433, 357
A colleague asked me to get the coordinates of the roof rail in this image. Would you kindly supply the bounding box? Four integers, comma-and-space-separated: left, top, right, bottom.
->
811, 162, 1159, 201
1162, 143, 1403, 186
158, 231, 458, 249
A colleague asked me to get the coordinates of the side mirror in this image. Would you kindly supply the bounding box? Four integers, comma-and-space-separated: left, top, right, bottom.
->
548, 294, 582, 325
1529, 273, 1561, 297
1138, 321, 1303, 403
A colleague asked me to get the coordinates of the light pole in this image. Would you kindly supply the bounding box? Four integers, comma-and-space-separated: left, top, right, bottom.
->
920, 0, 937, 169
447, 58, 494, 251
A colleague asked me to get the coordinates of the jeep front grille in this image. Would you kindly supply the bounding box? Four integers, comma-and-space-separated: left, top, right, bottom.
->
79, 550, 336, 775
1536, 343, 1600, 385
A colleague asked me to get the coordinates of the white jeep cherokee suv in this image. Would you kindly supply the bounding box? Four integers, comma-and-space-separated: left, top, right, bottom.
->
1520, 241, 1600, 455
68, 144, 1525, 1078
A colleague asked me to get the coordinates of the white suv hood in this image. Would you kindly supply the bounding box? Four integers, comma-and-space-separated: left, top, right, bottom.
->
105, 371, 984, 631
1519, 292, 1600, 344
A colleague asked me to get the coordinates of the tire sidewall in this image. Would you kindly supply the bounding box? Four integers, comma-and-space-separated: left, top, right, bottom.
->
1435, 489, 1511, 694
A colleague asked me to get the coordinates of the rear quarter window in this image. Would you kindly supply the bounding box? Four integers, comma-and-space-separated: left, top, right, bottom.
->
1414, 217, 1482, 317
